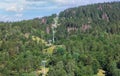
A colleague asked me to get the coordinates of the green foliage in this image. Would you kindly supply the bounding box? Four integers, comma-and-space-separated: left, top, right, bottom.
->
0, 1, 120, 76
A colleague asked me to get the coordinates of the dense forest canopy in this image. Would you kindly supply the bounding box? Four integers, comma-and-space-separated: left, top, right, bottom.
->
0, 1, 120, 76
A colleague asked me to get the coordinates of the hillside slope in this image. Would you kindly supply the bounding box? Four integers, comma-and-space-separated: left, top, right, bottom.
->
56, 2, 120, 39
0, 1, 120, 76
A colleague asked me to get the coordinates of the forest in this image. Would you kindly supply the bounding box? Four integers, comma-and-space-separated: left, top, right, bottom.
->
0, 1, 120, 76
